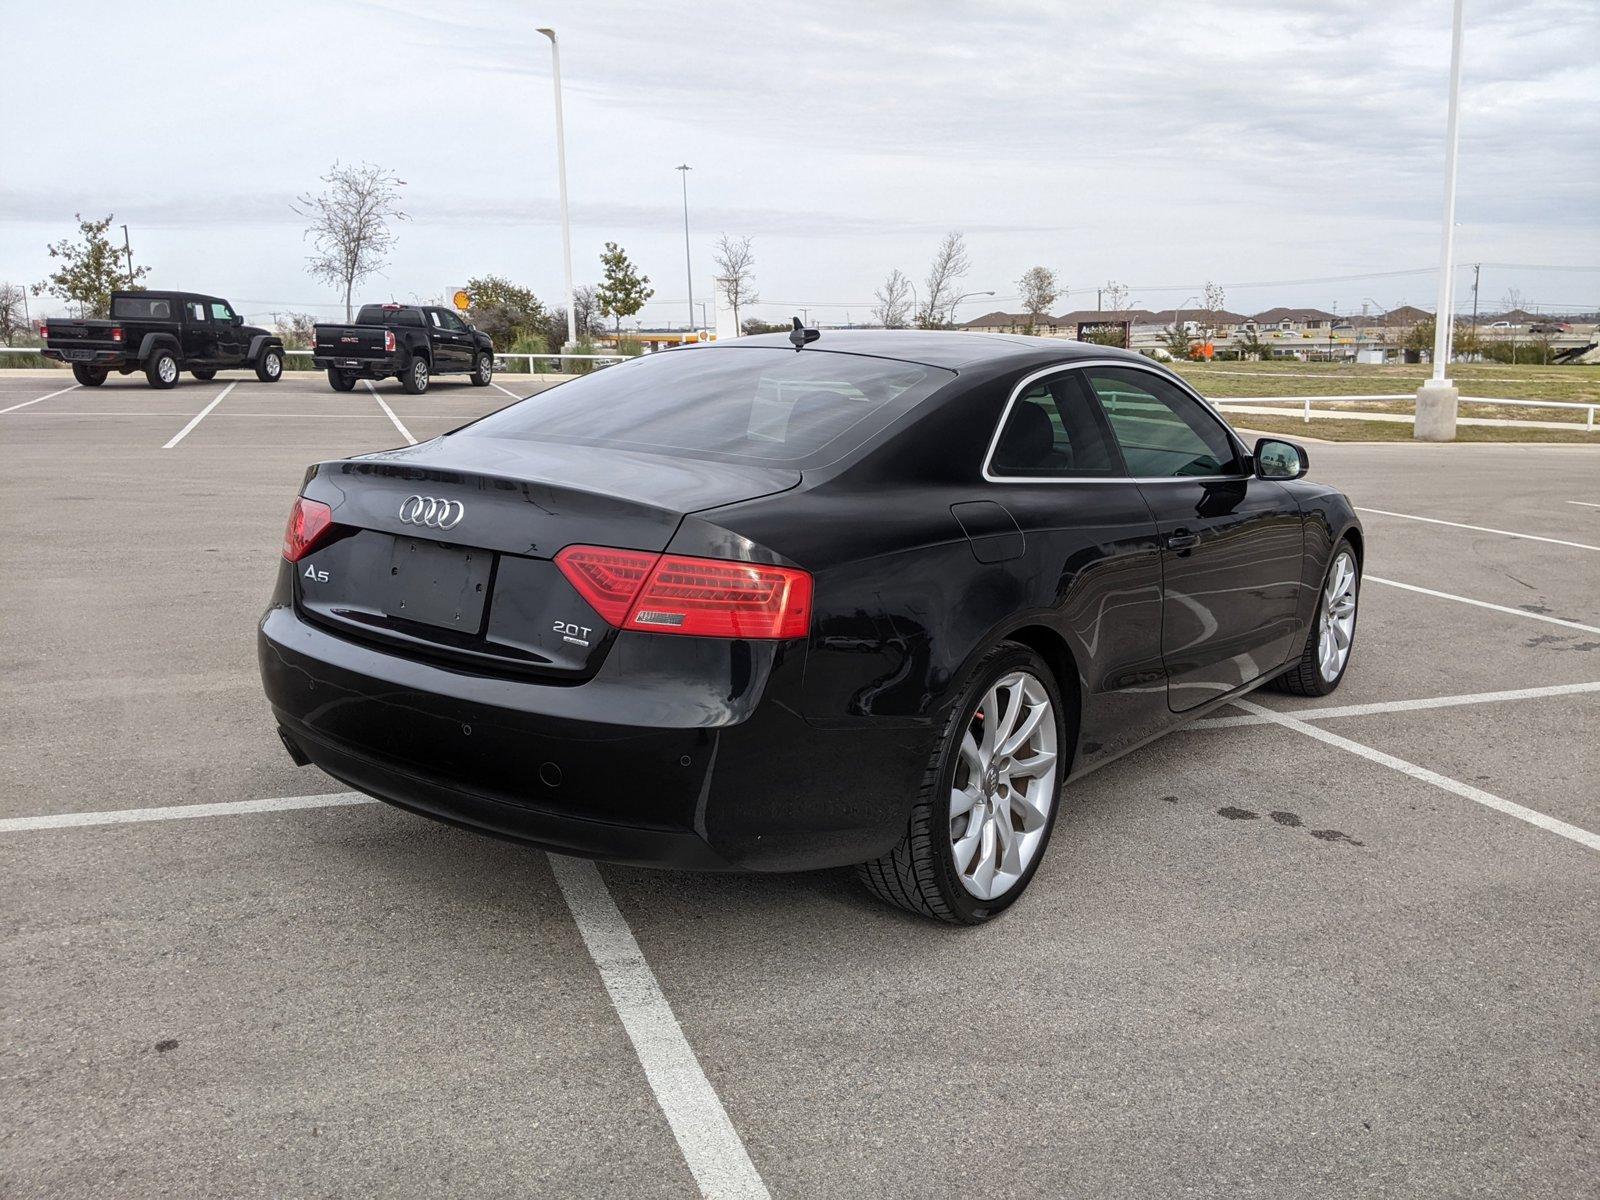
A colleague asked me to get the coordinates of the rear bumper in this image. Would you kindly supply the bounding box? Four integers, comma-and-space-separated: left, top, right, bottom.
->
259, 595, 931, 872
313, 354, 398, 375
43, 348, 126, 366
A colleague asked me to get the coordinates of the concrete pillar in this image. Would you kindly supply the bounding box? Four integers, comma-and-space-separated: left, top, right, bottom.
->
1415, 379, 1459, 441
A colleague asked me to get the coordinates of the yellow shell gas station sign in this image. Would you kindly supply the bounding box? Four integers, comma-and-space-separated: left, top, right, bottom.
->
451, 289, 472, 312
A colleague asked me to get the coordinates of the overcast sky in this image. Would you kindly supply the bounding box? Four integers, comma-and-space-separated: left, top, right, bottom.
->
3, 0, 1597, 328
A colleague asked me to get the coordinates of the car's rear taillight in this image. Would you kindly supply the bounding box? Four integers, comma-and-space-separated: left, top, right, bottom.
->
282, 496, 335, 562
111, 326, 123, 343
38, 323, 48, 340
554, 545, 811, 639
310, 331, 317, 350
384, 329, 396, 353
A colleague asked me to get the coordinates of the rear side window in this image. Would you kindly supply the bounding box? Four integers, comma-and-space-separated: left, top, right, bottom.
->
460, 348, 950, 467
187, 302, 207, 323
110, 296, 173, 320
1085, 367, 1241, 478
988, 372, 1121, 478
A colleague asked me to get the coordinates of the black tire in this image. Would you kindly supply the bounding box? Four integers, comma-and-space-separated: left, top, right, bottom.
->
857, 641, 1068, 925
191, 369, 217, 381
145, 348, 179, 389
469, 351, 493, 387
400, 356, 430, 395
1268, 538, 1361, 697
71, 364, 107, 387
327, 368, 357, 393
255, 348, 284, 383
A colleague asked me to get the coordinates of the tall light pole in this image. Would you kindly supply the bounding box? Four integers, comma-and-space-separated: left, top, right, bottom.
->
947, 290, 995, 327
1416, 0, 1465, 441
536, 28, 577, 350
675, 165, 695, 337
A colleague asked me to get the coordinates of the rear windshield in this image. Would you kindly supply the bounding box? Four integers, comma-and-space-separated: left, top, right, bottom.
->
355, 305, 425, 328
110, 296, 174, 320
459, 348, 951, 467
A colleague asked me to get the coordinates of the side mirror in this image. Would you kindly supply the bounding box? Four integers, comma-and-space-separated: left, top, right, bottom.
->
1254, 437, 1308, 481
232, 314, 244, 327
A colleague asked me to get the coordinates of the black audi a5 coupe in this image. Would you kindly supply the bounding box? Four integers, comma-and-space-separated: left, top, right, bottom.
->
260, 330, 1362, 923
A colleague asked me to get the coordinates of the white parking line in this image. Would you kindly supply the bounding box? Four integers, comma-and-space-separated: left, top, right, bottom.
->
1366, 576, 1600, 635
1233, 700, 1600, 853
1355, 507, 1600, 552
365, 379, 416, 444
0, 382, 80, 414
1192, 681, 1600, 729
0, 790, 372, 833
1568, 501, 1600, 509
162, 382, 236, 448
0, 786, 770, 1197
491, 382, 525, 401
548, 854, 770, 1200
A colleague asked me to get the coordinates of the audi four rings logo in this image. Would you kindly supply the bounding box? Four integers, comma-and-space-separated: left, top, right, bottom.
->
398, 495, 466, 529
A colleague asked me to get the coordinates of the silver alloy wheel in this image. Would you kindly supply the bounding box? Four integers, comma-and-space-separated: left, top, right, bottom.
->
1318, 549, 1358, 682
477, 353, 491, 380
949, 670, 1059, 900
158, 356, 177, 383
265, 352, 281, 378
414, 360, 428, 389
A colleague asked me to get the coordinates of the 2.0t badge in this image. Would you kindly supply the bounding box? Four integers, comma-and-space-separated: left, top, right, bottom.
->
398, 495, 465, 530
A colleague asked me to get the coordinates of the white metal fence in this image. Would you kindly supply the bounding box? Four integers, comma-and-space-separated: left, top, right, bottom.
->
1213, 393, 1596, 430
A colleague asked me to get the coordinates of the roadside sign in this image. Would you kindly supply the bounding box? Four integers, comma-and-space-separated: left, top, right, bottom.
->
452, 289, 471, 312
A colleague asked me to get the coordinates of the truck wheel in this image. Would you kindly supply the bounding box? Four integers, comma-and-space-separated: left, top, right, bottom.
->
191, 369, 217, 381
400, 357, 430, 395
146, 349, 179, 389
470, 352, 493, 387
327, 368, 357, 393
256, 348, 284, 383
72, 364, 108, 387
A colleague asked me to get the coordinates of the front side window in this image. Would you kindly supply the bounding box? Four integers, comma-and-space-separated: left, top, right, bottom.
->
1085, 367, 1240, 479
988, 372, 1120, 478
461, 348, 949, 468
437, 310, 466, 332
210, 302, 234, 322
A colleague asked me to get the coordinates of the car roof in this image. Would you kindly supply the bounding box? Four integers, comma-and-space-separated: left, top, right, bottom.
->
708, 329, 1150, 370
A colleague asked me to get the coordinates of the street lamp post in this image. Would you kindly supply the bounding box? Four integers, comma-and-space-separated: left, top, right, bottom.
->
536, 28, 577, 350
675, 165, 694, 337
1416, 0, 1465, 441
947, 290, 996, 328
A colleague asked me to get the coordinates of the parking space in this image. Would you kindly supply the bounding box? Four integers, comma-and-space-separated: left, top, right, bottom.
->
2, 373, 1597, 1197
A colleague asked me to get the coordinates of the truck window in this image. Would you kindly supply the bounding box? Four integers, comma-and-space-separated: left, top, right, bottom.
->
210, 302, 235, 322
437, 310, 466, 332
110, 296, 173, 320
354, 305, 426, 328
187, 302, 208, 323
427, 311, 444, 329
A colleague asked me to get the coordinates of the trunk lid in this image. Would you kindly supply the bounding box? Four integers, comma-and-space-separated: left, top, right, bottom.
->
293, 435, 800, 678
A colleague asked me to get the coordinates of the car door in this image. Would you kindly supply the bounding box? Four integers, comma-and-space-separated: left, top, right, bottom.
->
182, 300, 216, 363
981, 366, 1169, 768
1082, 364, 1304, 713
434, 308, 472, 370
209, 300, 243, 363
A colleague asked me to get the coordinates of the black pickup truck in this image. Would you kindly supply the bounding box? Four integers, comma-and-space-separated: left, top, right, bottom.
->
312, 303, 494, 394
41, 291, 285, 389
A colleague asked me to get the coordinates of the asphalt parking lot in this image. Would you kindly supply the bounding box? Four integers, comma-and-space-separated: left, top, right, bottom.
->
2, 368, 1597, 1199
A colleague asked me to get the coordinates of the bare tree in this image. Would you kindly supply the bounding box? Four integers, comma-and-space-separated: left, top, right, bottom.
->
917, 231, 970, 328
1500, 287, 1524, 317
1101, 280, 1130, 312
1016, 266, 1061, 332
0, 282, 28, 343
1202, 280, 1226, 314
711, 235, 760, 333
873, 268, 913, 329
572, 284, 600, 340
293, 162, 408, 321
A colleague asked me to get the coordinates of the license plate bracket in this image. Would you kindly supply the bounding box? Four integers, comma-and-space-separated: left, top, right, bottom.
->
384, 537, 492, 632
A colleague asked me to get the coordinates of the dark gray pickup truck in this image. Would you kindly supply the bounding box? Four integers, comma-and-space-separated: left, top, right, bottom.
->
41, 291, 284, 389
312, 303, 495, 394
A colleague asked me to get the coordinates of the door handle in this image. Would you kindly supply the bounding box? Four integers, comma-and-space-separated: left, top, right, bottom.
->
1166, 529, 1200, 551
